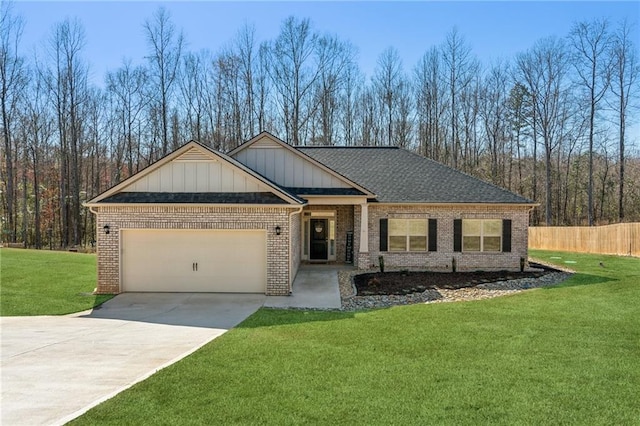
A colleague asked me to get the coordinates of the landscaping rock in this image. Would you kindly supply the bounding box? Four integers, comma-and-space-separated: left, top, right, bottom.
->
340, 270, 573, 311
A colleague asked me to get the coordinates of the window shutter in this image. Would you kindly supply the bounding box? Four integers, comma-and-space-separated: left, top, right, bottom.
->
428, 219, 437, 251
502, 219, 512, 252
453, 219, 462, 252
379, 218, 388, 252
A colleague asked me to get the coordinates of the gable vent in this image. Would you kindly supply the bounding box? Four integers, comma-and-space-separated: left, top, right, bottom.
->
175, 148, 214, 162
253, 138, 281, 148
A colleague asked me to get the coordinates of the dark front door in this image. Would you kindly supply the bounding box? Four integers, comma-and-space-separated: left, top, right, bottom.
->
310, 219, 328, 260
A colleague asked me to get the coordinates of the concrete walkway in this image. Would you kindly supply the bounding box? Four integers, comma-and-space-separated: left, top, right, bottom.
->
0, 293, 265, 426
264, 264, 352, 309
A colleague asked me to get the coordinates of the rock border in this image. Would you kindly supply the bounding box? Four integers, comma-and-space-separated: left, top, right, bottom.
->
338, 264, 573, 311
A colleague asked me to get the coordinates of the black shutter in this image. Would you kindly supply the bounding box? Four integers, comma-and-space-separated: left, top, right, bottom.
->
428, 218, 437, 251
380, 218, 388, 252
502, 219, 512, 252
453, 219, 462, 252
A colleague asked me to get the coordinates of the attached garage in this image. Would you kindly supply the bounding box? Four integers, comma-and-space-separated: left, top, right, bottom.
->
86, 140, 304, 296
121, 229, 267, 293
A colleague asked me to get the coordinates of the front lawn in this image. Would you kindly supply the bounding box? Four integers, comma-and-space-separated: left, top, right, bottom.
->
72, 250, 639, 425
0, 248, 112, 316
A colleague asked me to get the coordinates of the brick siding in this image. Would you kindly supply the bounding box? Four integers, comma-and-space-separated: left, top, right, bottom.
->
94, 203, 530, 297
356, 204, 531, 272
94, 205, 293, 295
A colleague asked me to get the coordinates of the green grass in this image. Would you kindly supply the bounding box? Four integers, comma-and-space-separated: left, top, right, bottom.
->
72, 250, 639, 425
0, 248, 113, 316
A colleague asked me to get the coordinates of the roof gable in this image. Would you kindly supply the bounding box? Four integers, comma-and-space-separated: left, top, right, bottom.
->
86, 141, 303, 205
229, 132, 375, 197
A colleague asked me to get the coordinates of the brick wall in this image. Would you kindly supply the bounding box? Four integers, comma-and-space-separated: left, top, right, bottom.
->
357, 204, 530, 271
94, 205, 293, 295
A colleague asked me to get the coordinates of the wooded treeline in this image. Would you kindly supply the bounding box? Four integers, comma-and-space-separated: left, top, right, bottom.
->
1, 5, 639, 248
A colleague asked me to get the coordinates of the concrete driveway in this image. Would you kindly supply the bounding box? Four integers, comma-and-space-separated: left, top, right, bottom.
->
0, 293, 265, 426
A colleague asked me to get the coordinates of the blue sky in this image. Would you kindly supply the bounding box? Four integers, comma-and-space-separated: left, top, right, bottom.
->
13, 1, 640, 86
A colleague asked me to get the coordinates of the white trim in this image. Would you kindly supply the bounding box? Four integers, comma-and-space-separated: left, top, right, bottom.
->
304, 196, 368, 205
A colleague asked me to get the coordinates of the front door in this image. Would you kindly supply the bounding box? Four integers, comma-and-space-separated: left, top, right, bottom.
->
310, 218, 328, 260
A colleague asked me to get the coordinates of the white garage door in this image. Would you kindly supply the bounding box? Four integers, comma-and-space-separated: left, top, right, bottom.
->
121, 229, 266, 293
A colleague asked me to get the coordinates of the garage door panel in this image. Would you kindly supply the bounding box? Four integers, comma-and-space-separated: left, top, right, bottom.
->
122, 230, 266, 293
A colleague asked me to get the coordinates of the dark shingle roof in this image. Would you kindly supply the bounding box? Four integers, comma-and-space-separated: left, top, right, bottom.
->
101, 192, 289, 204
283, 187, 366, 197
299, 147, 534, 204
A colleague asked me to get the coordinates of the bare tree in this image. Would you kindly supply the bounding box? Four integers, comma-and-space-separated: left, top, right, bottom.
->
442, 27, 479, 168
0, 1, 27, 243
479, 61, 510, 185
312, 35, 356, 145
215, 48, 243, 148
373, 47, 404, 146
235, 24, 258, 138
569, 19, 613, 226
415, 47, 448, 161
339, 61, 363, 146
255, 41, 273, 134
517, 37, 571, 225
42, 18, 89, 246
107, 60, 149, 178
358, 86, 381, 145
144, 7, 184, 155
23, 68, 54, 248
610, 20, 639, 221
459, 77, 481, 172
269, 16, 324, 145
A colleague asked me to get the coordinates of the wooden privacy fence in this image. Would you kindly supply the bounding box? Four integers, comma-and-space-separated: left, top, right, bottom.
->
529, 223, 640, 257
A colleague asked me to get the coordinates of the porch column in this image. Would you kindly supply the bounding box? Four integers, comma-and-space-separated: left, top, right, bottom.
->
359, 202, 368, 252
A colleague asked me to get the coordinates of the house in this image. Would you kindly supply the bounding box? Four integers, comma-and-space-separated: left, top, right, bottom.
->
85, 132, 536, 295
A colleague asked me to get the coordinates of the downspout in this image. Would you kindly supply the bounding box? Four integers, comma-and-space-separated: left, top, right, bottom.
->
288, 205, 304, 294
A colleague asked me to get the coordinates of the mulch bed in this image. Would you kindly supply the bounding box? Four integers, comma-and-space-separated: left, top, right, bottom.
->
354, 269, 551, 296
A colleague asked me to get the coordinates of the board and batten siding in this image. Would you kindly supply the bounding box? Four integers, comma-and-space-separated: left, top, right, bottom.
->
125, 150, 269, 193
233, 140, 350, 189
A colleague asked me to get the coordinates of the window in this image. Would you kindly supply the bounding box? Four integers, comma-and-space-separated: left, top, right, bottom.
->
462, 219, 502, 252
388, 219, 427, 252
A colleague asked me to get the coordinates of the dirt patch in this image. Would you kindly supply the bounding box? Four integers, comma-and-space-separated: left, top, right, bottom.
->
354, 268, 551, 296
